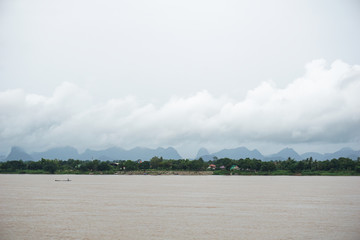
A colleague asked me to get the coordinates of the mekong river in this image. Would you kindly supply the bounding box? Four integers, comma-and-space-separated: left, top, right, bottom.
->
0, 175, 359, 240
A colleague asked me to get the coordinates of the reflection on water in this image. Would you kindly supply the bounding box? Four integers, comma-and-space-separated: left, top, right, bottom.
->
0, 175, 359, 240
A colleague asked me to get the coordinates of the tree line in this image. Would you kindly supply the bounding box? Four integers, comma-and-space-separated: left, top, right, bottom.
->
1, 156, 360, 175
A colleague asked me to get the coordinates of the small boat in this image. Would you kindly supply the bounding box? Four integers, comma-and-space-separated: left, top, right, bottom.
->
55, 178, 71, 182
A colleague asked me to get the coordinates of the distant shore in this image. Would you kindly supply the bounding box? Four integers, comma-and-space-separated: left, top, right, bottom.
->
103, 170, 360, 176
1, 157, 359, 176
1, 170, 359, 176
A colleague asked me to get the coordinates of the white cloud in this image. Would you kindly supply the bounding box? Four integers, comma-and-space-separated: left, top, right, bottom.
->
0, 60, 359, 156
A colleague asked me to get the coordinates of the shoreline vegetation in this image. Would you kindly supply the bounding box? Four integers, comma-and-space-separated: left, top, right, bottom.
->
1, 156, 359, 176
1, 170, 359, 176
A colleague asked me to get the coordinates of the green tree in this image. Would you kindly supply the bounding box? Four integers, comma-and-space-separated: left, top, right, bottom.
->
42, 160, 58, 174
150, 156, 163, 169
98, 161, 111, 171
189, 158, 205, 171
27, 161, 42, 170
139, 161, 150, 170
0, 160, 26, 172
124, 160, 138, 171
260, 161, 276, 172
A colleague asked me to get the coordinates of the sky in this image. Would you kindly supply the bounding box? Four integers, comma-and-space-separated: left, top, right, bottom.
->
0, 0, 360, 158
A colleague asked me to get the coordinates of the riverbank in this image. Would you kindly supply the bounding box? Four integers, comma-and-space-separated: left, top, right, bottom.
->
1, 169, 359, 176
116, 170, 360, 176
2, 158, 359, 175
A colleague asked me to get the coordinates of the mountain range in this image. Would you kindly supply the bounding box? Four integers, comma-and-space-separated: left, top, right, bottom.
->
196, 147, 360, 161
2, 146, 182, 161
1, 146, 360, 161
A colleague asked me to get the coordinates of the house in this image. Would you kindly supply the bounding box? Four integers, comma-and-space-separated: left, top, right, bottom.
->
230, 165, 239, 171
208, 164, 216, 170
220, 165, 226, 170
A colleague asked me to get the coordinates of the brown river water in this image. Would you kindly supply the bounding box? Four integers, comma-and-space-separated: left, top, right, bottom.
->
0, 175, 359, 240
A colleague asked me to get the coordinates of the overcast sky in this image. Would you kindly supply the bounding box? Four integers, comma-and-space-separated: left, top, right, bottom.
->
1, 0, 359, 158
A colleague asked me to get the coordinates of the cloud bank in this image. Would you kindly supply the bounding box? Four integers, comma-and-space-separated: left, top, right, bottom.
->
1, 60, 359, 155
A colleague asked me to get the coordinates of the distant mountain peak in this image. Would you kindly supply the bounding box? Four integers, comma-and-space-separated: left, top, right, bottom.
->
211, 146, 264, 160
196, 147, 210, 159
10, 146, 28, 153
6, 146, 33, 161
266, 147, 301, 160
278, 147, 297, 153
